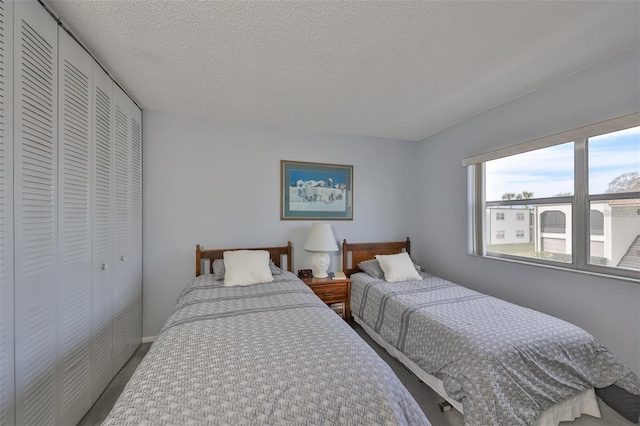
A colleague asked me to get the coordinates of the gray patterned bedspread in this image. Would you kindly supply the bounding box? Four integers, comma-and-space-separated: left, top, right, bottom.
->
351, 271, 640, 426
103, 271, 430, 425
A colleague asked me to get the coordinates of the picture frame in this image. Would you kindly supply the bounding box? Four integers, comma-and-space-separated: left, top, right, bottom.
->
281, 160, 353, 220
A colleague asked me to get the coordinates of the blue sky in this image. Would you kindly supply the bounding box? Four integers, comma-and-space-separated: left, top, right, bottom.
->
485, 126, 639, 201
289, 170, 349, 187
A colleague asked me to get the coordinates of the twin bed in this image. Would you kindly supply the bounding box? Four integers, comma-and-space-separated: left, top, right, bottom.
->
343, 238, 640, 426
103, 239, 640, 425
103, 243, 429, 425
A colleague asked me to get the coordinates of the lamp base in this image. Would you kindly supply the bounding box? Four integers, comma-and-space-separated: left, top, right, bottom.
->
311, 252, 330, 278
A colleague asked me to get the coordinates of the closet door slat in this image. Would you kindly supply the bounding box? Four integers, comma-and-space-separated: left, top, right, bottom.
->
13, 1, 59, 424
112, 85, 131, 370
57, 28, 93, 426
91, 64, 114, 402
0, 1, 13, 425
129, 102, 142, 353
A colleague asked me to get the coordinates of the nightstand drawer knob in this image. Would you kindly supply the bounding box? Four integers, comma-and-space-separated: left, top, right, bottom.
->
322, 290, 334, 296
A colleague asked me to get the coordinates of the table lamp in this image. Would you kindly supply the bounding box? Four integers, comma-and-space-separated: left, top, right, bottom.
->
303, 223, 339, 278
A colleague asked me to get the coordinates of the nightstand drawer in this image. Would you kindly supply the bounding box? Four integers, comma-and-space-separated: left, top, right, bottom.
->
302, 277, 351, 321
310, 283, 347, 303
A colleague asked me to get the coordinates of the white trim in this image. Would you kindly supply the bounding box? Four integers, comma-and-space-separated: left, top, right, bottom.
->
473, 164, 485, 255
574, 138, 588, 270
468, 253, 640, 283
462, 112, 639, 167
142, 336, 156, 344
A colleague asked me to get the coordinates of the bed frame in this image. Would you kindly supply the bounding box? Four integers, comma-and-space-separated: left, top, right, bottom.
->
195, 242, 293, 276
342, 237, 410, 277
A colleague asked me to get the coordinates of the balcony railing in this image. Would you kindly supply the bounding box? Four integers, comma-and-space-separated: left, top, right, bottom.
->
541, 225, 566, 234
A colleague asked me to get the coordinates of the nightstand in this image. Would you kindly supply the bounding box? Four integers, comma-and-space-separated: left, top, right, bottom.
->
302, 276, 351, 321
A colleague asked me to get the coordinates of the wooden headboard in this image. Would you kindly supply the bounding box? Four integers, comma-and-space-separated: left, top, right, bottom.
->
342, 238, 411, 277
195, 242, 293, 276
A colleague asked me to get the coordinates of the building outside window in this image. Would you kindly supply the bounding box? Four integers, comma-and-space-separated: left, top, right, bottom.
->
485, 207, 533, 245
590, 210, 604, 236
466, 114, 639, 279
541, 210, 566, 233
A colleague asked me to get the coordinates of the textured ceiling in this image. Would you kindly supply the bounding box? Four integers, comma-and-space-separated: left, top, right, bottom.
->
44, 1, 640, 141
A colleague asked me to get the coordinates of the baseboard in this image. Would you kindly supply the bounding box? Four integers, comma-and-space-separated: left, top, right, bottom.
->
142, 335, 156, 343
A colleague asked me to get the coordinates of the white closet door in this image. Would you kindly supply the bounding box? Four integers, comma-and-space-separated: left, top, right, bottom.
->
0, 1, 13, 425
13, 1, 59, 425
91, 64, 113, 402
129, 101, 142, 353
57, 28, 93, 426
112, 85, 131, 370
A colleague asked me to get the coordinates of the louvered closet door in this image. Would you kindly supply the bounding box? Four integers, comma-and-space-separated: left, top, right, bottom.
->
128, 101, 142, 353
91, 64, 114, 402
57, 28, 93, 426
112, 85, 131, 370
13, 2, 59, 425
0, 1, 13, 425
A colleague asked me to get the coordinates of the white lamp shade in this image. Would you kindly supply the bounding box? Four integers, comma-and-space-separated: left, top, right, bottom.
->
303, 223, 338, 252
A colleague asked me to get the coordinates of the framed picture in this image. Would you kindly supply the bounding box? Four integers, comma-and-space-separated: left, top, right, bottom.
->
281, 160, 353, 220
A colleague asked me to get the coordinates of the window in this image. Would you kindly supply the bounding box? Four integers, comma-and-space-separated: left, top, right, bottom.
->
590, 210, 604, 236
466, 113, 639, 280
541, 211, 566, 233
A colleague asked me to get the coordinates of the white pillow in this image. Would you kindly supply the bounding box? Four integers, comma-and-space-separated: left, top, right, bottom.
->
223, 250, 274, 286
375, 252, 421, 282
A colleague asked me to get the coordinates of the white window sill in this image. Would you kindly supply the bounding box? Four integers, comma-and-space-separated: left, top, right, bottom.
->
468, 253, 640, 284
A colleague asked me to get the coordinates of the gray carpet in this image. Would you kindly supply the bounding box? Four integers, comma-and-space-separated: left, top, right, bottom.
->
79, 324, 634, 425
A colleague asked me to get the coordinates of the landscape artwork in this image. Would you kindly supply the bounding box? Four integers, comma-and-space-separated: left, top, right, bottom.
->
281, 160, 353, 220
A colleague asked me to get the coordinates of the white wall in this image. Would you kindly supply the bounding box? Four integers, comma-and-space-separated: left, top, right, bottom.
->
142, 112, 418, 336
415, 47, 640, 375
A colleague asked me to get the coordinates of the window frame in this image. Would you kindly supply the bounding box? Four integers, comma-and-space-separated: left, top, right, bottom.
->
468, 113, 640, 281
